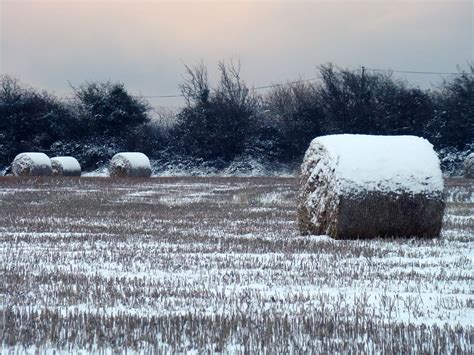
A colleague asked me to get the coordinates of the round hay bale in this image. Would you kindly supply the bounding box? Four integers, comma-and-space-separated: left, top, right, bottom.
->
12, 152, 52, 176
109, 152, 151, 178
298, 134, 445, 239
51, 156, 81, 176
463, 153, 474, 178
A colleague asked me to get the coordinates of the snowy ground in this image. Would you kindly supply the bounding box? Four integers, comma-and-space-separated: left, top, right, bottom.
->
0, 176, 472, 353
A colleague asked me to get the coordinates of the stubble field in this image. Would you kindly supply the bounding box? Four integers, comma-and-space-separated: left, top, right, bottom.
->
0, 176, 473, 353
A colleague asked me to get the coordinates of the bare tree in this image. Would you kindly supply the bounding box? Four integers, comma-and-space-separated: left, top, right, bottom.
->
179, 61, 210, 107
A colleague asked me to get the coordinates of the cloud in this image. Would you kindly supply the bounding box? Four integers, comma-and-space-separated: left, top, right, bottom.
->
1, 0, 471, 103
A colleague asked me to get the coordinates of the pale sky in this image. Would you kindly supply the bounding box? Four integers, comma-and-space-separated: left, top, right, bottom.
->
1, 0, 472, 108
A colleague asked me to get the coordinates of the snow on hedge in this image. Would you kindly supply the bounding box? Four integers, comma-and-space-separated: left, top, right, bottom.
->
109, 152, 151, 178
12, 152, 52, 176
298, 135, 445, 239
463, 153, 474, 178
50, 157, 81, 176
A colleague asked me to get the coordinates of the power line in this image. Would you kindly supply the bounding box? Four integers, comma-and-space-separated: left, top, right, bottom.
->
139, 68, 462, 99
141, 94, 184, 98
141, 76, 319, 99
58, 67, 462, 101
364, 67, 459, 75
252, 77, 319, 90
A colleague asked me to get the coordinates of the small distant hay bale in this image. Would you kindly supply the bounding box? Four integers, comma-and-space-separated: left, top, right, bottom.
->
12, 152, 52, 176
109, 152, 151, 178
51, 156, 81, 176
463, 153, 474, 178
298, 135, 445, 239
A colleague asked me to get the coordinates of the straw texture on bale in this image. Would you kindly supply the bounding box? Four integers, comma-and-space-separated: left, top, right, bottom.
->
109, 152, 151, 178
298, 135, 445, 239
12, 153, 52, 176
463, 153, 474, 179
51, 157, 81, 176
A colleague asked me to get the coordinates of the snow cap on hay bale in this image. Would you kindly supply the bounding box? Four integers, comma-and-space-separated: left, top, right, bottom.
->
298, 134, 445, 239
12, 152, 52, 176
109, 152, 151, 178
463, 153, 474, 178
50, 156, 81, 176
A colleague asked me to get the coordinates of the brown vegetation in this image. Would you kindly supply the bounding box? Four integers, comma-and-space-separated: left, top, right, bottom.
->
0, 176, 472, 352
298, 138, 445, 239
51, 157, 81, 176
109, 153, 151, 178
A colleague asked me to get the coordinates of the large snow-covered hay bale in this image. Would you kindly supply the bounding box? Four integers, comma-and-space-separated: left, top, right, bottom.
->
109, 152, 151, 178
51, 156, 81, 176
463, 153, 474, 178
298, 135, 445, 239
12, 152, 52, 176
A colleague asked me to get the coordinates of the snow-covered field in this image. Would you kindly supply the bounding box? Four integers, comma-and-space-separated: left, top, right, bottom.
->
0, 176, 472, 353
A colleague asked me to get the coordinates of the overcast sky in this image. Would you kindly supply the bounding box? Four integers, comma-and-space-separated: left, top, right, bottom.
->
1, 0, 472, 107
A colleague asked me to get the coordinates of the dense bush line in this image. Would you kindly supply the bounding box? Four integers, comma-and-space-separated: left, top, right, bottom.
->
1, 62, 472, 174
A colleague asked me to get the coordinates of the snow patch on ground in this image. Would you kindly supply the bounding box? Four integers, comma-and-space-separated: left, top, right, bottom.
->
0, 177, 472, 352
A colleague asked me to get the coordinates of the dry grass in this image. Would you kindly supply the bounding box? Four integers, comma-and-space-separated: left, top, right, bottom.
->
109, 153, 151, 178
298, 164, 445, 239
50, 157, 81, 177
0, 176, 472, 352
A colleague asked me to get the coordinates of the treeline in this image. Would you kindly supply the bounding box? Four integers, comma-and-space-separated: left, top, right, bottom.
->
1, 62, 473, 174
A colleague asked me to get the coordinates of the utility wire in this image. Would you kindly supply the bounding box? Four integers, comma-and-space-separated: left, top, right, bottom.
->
364, 67, 460, 75
140, 94, 184, 98
141, 76, 319, 99
140, 68, 462, 99
60, 67, 461, 101
252, 77, 319, 90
